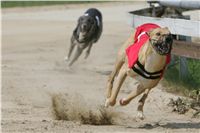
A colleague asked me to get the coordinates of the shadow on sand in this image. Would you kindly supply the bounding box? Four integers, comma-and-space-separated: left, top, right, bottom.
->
138, 122, 200, 129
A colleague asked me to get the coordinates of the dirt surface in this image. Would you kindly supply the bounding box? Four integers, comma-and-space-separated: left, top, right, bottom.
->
2, 2, 200, 133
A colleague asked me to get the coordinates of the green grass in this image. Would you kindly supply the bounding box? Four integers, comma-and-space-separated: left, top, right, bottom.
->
163, 56, 200, 98
1, 1, 101, 8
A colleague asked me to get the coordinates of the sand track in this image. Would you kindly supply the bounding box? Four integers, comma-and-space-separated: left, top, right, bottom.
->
2, 2, 200, 133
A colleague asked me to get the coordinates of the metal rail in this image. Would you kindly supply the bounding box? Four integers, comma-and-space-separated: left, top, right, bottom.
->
172, 40, 200, 60
128, 4, 200, 59
158, 0, 200, 10
128, 9, 200, 38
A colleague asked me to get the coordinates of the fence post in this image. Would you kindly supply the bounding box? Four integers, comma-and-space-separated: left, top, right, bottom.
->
179, 56, 189, 81
178, 15, 191, 81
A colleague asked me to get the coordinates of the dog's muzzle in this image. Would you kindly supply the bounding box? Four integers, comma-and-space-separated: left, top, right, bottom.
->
81, 24, 88, 32
150, 35, 173, 55
78, 24, 90, 42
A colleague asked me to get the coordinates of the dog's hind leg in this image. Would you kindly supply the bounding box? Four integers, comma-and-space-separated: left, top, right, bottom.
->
119, 83, 146, 106
85, 43, 93, 59
68, 46, 83, 66
136, 88, 151, 120
105, 64, 127, 107
106, 56, 124, 99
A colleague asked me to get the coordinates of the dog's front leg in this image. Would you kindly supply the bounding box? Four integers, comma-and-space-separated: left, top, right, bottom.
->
65, 36, 76, 61
105, 64, 127, 107
85, 43, 93, 59
137, 88, 151, 120
68, 46, 83, 66
106, 56, 124, 99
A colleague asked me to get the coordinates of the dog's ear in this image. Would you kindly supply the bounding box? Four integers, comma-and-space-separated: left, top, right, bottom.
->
164, 27, 171, 34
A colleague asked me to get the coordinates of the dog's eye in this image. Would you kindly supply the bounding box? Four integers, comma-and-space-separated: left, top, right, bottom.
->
156, 33, 161, 36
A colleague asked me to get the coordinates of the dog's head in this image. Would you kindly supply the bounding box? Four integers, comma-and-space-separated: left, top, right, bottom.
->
147, 27, 173, 55
77, 15, 96, 41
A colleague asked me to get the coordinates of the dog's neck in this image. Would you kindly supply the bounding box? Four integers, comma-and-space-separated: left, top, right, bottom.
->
138, 40, 167, 73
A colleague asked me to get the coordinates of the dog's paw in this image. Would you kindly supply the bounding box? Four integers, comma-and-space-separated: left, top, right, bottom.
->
104, 99, 110, 108
136, 111, 145, 120
64, 56, 69, 62
119, 98, 129, 106
104, 98, 116, 107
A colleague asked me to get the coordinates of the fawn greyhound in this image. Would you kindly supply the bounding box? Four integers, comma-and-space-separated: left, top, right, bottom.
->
105, 23, 173, 119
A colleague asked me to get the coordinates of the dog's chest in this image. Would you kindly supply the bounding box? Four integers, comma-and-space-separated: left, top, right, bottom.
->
145, 53, 166, 72
126, 53, 166, 80
75, 40, 89, 49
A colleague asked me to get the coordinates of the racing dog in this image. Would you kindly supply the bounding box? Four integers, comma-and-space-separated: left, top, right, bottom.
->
105, 23, 173, 119
65, 8, 103, 66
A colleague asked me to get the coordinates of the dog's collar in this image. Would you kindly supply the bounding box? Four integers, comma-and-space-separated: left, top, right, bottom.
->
132, 60, 164, 79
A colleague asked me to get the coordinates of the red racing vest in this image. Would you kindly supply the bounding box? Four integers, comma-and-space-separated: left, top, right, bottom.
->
126, 23, 171, 68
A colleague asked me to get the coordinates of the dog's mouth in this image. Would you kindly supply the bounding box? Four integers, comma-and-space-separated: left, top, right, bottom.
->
150, 37, 173, 55
78, 24, 91, 41
80, 23, 90, 33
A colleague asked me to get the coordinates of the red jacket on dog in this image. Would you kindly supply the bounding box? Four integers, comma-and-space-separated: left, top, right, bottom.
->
126, 23, 171, 68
